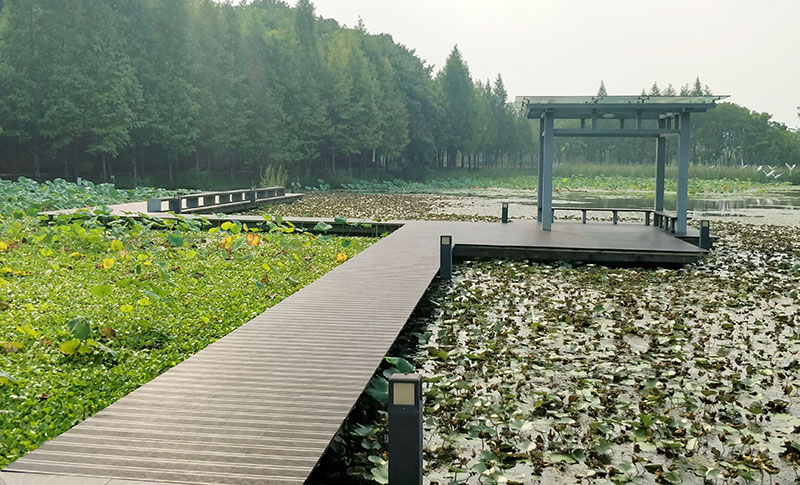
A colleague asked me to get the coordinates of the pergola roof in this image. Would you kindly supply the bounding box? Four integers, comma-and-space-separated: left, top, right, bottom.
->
516, 95, 728, 120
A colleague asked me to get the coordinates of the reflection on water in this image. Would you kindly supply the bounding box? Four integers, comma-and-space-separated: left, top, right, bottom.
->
550, 191, 800, 211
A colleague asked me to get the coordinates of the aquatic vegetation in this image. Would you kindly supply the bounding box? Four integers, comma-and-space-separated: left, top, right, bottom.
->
298, 168, 789, 196
0, 212, 373, 468
335, 222, 800, 484
0, 177, 183, 215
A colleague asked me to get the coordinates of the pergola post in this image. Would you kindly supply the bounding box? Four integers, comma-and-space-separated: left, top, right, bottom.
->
541, 111, 555, 231
676, 112, 691, 235
537, 119, 544, 221
655, 118, 666, 212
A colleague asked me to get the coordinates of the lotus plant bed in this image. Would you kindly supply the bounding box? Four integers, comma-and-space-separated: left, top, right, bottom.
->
0, 213, 373, 469
326, 222, 800, 485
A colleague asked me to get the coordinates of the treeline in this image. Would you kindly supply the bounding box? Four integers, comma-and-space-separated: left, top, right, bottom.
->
0, 0, 535, 184
577, 80, 800, 168
0, 1, 797, 187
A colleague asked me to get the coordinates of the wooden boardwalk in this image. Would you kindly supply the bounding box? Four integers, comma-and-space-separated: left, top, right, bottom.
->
2, 217, 705, 484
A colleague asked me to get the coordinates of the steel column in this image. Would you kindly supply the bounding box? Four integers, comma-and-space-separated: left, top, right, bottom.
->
537, 119, 544, 221
655, 119, 666, 212
677, 112, 691, 235
541, 112, 555, 231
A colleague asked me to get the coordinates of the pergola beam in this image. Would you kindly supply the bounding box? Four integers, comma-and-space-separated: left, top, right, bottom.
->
554, 129, 679, 138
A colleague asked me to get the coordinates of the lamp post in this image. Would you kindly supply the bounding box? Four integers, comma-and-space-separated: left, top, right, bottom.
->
439, 235, 452, 280
699, 220, 711, 250
501, 202, 509, 224
388, 373, 423, 485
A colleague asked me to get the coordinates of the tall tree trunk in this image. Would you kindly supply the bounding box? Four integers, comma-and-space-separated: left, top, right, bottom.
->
331, 151, 336, 175
102, 153, 108, 183
132, 153, 138, 181
169, 158, 174, 184
64, 153, 69, 179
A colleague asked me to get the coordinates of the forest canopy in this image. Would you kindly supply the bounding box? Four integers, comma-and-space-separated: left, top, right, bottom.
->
0, 0, 798, 185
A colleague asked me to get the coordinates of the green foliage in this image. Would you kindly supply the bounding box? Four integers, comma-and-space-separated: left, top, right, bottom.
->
340, 222, 800, 484
0, 177, 182, 215
300, 165, 788, 195
0, 207, 373, 468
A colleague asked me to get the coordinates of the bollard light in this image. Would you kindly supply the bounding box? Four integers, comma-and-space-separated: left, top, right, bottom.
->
439, 235, 452, 280
388, 373, 423, 485
501, 202, 509, 224
76, 177, 82, 186
110, 175, 116, 185
699, 220, 711, 250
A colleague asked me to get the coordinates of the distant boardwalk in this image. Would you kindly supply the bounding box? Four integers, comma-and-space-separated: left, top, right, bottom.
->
2, 211, 705, 484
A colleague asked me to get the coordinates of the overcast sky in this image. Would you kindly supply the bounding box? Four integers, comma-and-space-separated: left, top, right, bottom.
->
287, 0, 800, 128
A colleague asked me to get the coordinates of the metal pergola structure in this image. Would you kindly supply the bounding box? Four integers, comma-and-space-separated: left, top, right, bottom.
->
516, 95, 726, 235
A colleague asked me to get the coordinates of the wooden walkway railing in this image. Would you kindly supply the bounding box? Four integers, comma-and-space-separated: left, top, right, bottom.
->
147, 187, 301, 214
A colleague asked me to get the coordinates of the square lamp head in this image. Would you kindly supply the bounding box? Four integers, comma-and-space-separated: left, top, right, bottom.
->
440, 235, 452, 247
389, 373, 422, 407
701, 220, 710, 228
502, 202, 508, 209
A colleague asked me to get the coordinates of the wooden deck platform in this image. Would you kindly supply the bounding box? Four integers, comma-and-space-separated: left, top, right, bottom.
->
2, 210, 706, 484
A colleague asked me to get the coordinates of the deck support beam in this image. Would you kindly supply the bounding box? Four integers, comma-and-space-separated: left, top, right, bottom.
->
676, 112, 691, 235
655, 118, 667, 212
541, 112, 555, 231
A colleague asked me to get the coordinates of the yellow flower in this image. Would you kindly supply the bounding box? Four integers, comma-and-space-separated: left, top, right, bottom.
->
246, 233, 260, 247
101, 258, 115, 270
336, 252, 347, 263
69, 252, 84, 259
0, 241, 7, 251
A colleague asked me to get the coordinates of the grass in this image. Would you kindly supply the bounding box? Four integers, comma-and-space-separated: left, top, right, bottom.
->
298, 164, 793, 196
0, 210, 373, 469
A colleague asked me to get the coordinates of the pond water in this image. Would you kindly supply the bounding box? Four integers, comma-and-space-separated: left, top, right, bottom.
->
433, 187, 800, 226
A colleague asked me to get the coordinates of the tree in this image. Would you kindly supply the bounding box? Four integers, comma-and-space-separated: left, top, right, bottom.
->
649, 82, 661, 96
437, 45, 476, 167
663, 83, 677, 96
325, 30, 379, 175
597, 80, 608, 97
123, 0, 198, 183
691, 76, 704, 96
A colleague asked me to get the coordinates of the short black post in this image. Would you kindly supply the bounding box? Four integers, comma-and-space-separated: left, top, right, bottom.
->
612, 210, 618, 224
439, 235, 452, 280
501, 202, 509, 224
168, 197, 182, 214
699, 220, 711, 249
645, 211, 651, 226
388, 373, 423, 485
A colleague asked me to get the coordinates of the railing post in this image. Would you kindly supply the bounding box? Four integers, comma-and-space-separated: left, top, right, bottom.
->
699, 220, 711, 249
501, 202, 508, 224
582, 209, 587, 224
439, 235, 452, 280
645, 211, 651, 226
146, 198, 162, 213
168, 197, 182, 214
612, 210, 618, 225
388, 373, 423, 485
